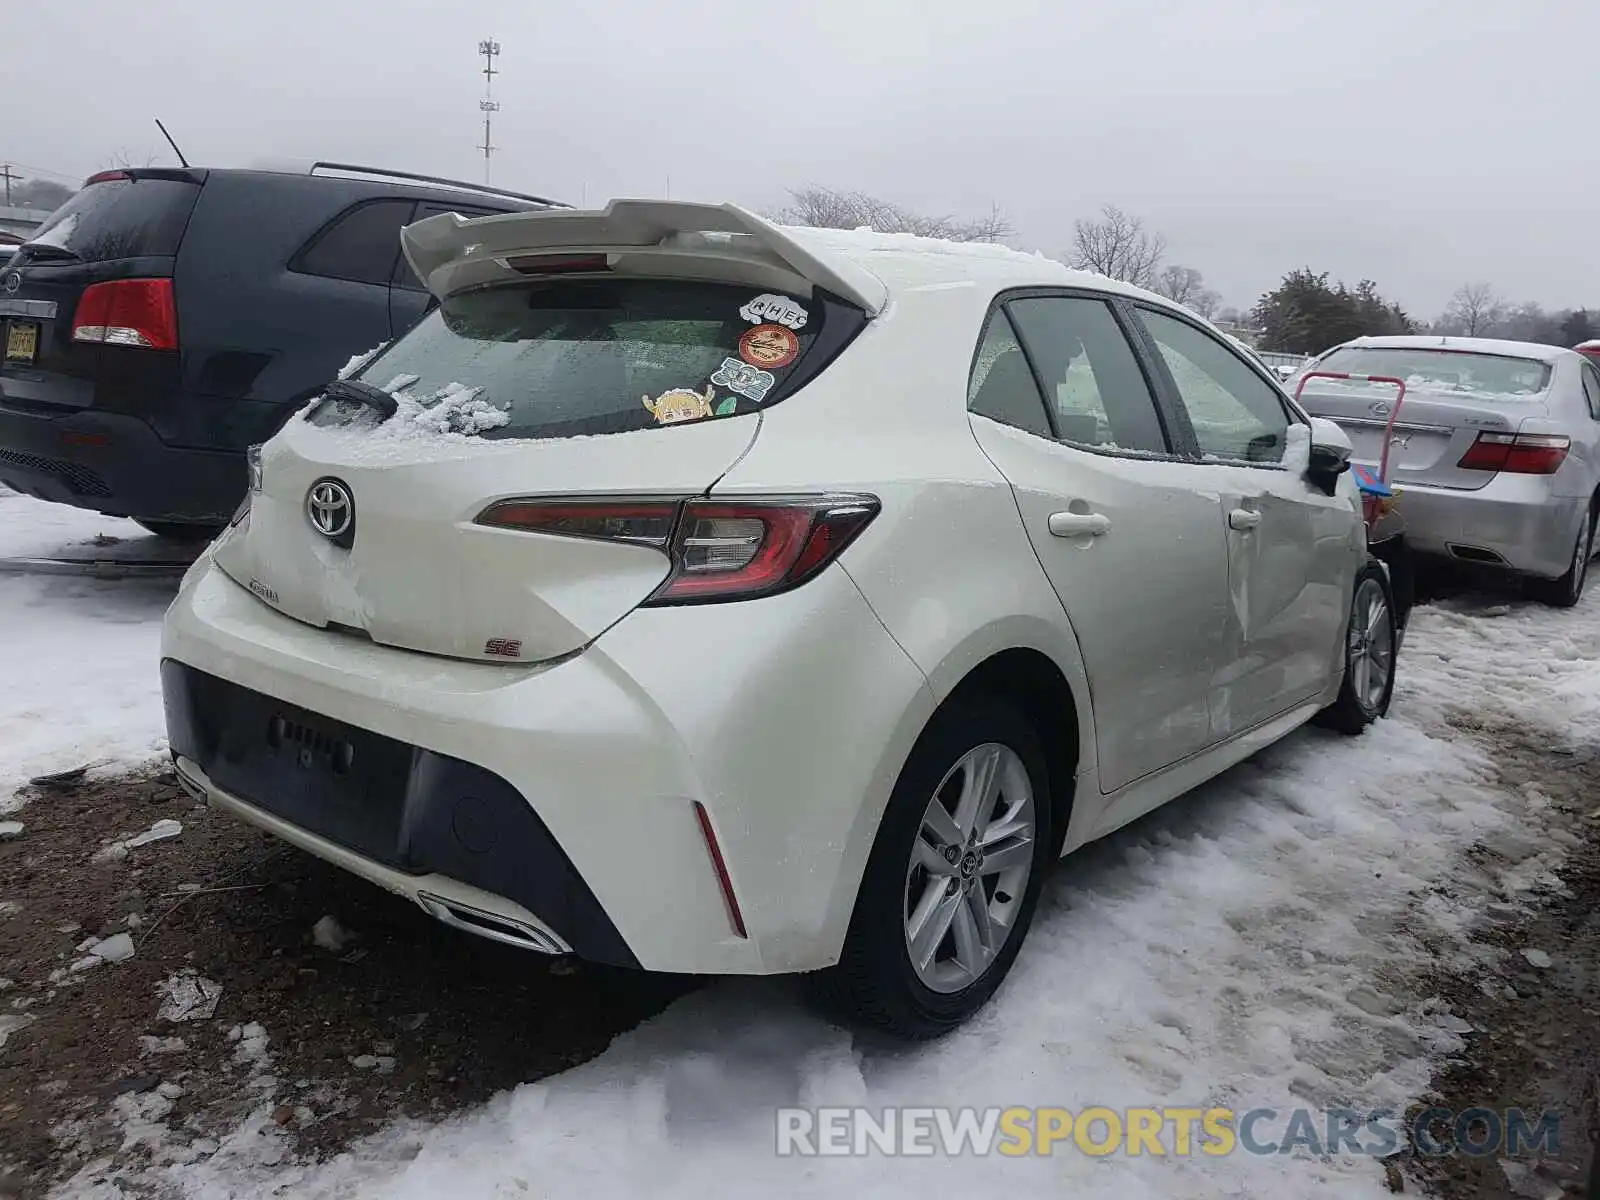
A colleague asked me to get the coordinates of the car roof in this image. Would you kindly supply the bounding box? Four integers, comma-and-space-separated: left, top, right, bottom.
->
1339, 334, 1577, 365
782, 223, 1169, 303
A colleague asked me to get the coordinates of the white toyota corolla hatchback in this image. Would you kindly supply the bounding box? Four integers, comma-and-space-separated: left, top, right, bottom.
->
162, 201, 1393, 1036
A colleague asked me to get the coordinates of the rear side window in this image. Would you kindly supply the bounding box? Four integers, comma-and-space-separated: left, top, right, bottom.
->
1314, 346, 1552, 398
292, 199, 416, 287
1006, 296, 1170, 454
967, 310, 1053, 439
392, 203, 508, 289
1582, 363, 1600, 421
24, 176, 200, 262
1138, 308, 1291, 463
315, 279, 839, 439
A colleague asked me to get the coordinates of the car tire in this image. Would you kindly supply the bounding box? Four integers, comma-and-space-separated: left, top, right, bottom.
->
813, 693, 1055, 1039
135, 520, 225, 542
1316, 559, 1398, 736
1527, 500, 1596, 609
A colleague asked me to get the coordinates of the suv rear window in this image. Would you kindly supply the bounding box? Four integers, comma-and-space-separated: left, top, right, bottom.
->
24, 176, 200, 262
314, 279, 833, 439
1314, 346, 1552, 398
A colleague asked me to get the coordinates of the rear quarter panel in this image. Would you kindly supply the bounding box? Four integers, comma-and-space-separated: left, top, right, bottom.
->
713, 281, 1105, 852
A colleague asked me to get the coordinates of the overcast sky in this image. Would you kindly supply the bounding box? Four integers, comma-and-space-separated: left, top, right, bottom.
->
5, 0, 1595, 318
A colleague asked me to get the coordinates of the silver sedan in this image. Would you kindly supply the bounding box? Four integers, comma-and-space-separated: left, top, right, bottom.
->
1294, 336, 1600, 606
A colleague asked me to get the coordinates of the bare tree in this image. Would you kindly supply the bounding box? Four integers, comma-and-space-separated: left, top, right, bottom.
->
1068, 204, 1165, 288
1153, 264, 1223, 320
1154, 264, 1202, 306
1188, 288, 1222, 320
773, 186, 1012, 243
1442, 282, 1505, 338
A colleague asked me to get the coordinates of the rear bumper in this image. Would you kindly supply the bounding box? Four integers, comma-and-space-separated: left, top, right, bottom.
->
0, 404, 244, 523
160, 552, 936, 975
1392, 475, 1585, 578
173, 756, 579, 959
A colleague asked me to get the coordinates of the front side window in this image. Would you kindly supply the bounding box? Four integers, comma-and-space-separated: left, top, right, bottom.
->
1006, 296, 1170, 454
311, 279, 829, 439
1138, 308, 1291, 463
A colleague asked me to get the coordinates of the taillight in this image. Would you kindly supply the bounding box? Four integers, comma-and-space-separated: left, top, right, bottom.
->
82, 170, 132, 186
1457, 432, 1569, 475
473, 494, 880, 603
648, 497, 879, 603
475, 499, 680, 547
73, 279, 179, 351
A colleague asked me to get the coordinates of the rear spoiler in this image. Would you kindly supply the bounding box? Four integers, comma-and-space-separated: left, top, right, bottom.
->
399, 199, 890, 318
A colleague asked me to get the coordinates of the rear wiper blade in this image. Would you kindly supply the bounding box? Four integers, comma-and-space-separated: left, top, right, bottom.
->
322, 378, 398, 421
20, 244, 81, 263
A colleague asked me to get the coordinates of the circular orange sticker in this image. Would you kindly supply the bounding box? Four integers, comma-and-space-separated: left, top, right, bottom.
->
739, 323, 800, 370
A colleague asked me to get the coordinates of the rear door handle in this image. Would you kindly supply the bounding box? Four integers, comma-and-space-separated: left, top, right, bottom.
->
1228, 508, 1262, 531
1048, 512, 1111, 537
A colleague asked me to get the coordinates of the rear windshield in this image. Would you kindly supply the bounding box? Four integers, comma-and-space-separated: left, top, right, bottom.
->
314, 278, 829, 439
1314, 346, 1552, 399
24, 176, 200, 262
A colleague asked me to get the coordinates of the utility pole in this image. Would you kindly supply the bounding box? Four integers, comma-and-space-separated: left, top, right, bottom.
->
477, 38, 501, 184
0, 164, 17, 206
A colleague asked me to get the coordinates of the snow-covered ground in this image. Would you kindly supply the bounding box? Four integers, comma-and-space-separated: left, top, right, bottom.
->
0, 492, 173, 809
4, 490, 1597, 1198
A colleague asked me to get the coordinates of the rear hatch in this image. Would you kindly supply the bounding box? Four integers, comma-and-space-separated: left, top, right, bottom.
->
215, 203, 880, 663
0, 169, 202, 413
1295, 345, 1555, 491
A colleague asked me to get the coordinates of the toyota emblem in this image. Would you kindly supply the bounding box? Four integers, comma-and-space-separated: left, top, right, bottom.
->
1, 272, 19, 295
1369, 401, 1392, 417
306, 478, 355, 546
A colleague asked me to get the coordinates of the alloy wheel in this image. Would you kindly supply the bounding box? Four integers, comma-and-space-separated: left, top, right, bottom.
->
1347, 576, 1394, 714
903, 743, 1036, 994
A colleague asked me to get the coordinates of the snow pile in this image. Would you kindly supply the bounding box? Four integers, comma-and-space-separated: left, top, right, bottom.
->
336, 344, 387, 380
395, 380, 510, 437
47, 590, 1600, 1199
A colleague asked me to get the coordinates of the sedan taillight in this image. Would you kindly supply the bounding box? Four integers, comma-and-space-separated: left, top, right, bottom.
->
475, 494, 880, 603
1457, 432, 1569, 475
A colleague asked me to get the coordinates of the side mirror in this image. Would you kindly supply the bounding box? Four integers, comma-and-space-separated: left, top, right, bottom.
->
1306, 416, 1351, 496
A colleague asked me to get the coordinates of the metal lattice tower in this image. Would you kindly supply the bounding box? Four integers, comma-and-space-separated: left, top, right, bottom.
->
477, 38, 501, 183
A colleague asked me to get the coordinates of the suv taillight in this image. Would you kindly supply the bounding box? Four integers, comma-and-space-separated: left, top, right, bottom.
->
1457, 432, 1569, 475
475, 494, 880, 603
73, 279, 179, 350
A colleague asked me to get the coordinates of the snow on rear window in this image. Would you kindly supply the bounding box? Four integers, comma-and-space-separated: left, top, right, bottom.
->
1314, 347, 1552, 399
306, 278, 825, 441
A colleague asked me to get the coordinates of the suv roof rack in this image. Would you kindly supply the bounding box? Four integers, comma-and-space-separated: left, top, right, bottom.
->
309, 162, 567, 209
259, 159, 567, 209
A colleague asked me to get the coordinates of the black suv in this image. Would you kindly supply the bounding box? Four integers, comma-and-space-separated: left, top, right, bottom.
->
0, 162, 560, 538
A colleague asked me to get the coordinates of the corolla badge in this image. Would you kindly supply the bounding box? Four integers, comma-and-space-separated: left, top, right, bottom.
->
306, 478, 355, 545
2, 271, 20, 295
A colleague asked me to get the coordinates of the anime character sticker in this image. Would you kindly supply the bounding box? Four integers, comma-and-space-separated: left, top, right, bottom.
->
642, 385, 716, 425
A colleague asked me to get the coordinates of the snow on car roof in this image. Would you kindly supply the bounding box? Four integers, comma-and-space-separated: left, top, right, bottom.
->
1343, 334, 1577, 365
781, 222, 1164, 300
